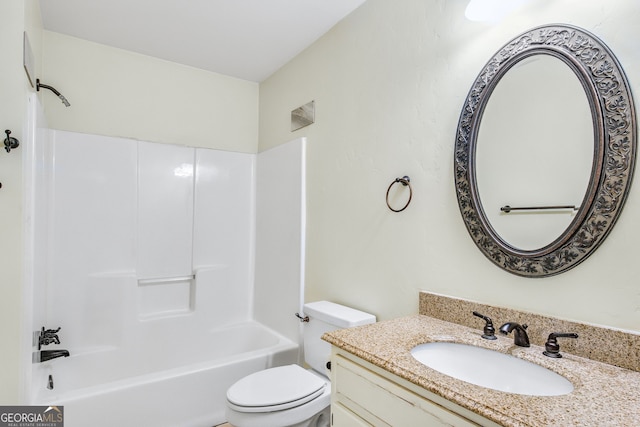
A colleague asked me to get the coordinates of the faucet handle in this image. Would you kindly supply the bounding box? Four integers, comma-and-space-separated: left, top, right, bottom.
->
472, 311, 497, 340
38, 327, 62, 350
543, 332, 578, 358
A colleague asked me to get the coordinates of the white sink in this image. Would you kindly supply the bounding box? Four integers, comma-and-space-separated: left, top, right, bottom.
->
411, 342, 573, 396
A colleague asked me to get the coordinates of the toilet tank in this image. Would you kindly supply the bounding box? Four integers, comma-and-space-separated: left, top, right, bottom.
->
302, 301, 376, 377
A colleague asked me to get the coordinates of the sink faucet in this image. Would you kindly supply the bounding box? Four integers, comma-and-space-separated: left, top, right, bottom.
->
499, 322, 530, 347
33, 350, 70, 363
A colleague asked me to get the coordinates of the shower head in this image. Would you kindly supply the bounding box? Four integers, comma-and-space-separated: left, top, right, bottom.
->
36, 79, 71, 107
58, 94, 71, 107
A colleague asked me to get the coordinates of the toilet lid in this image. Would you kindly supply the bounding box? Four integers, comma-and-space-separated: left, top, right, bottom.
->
227, 364, 326, 412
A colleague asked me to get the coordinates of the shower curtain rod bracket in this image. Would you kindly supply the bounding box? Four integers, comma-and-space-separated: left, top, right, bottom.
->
4, 129, 19, 153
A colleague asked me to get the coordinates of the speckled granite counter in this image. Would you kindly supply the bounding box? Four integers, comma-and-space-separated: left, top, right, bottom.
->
323, 314, 640, 426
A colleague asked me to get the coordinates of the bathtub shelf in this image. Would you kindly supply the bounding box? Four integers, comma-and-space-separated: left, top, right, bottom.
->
137, 275, 196, 318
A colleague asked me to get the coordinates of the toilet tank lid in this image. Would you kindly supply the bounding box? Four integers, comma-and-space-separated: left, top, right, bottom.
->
303, 301, 376, 328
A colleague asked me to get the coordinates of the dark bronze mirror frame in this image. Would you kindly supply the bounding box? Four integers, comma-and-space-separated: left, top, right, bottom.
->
454, 24, 636, 277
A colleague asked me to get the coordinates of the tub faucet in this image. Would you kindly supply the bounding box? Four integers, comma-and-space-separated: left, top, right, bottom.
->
33, 350, 70, 363
499, 322, 530, 347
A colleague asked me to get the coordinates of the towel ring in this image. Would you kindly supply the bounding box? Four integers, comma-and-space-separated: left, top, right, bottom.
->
386, 176, 412, 212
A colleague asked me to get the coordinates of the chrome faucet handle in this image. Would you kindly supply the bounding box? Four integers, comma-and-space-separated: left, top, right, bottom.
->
472, 311, 497, 340
543, 332, 578, 358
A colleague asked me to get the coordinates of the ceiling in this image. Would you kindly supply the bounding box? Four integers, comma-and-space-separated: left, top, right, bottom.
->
39, 0, 367, 82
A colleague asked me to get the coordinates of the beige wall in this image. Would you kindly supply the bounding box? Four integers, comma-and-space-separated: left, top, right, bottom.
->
42, 31, 258, 152
260, 0, 640, 331
0, 0, 42, 404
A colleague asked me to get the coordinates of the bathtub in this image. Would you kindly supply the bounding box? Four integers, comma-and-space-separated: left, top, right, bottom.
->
32, 321, 299, 427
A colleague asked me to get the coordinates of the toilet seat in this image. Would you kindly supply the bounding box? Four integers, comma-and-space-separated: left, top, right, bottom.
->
227, 365, 326, 413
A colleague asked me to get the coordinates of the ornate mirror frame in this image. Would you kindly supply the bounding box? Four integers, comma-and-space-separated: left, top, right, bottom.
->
454, 24, 636, 277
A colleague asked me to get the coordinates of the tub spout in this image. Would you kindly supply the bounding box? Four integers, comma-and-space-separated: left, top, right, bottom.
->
33, 349, 70, 363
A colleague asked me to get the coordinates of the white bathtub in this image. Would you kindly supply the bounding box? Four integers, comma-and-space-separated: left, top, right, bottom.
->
32, 322, 299, 427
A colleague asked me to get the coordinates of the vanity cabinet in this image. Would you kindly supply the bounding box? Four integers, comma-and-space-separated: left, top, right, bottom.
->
330, 348, 498, 427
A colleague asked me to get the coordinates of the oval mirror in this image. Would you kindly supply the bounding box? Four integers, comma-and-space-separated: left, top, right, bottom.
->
476, 54, 594, 251
454, 24, 636, 277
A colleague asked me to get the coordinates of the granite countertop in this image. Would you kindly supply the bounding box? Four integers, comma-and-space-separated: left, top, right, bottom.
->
323, 314, 640, 427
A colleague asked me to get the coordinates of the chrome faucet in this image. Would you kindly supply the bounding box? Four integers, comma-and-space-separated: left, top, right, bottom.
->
499, 322, 530, 347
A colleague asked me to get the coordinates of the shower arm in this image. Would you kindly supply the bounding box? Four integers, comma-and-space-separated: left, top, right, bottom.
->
36, 79, 71, 107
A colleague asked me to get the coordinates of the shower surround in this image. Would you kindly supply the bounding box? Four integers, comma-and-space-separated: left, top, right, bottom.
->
26, 129, 306, 426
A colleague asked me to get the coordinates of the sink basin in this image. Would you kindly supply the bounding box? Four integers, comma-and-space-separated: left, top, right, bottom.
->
411, 342, 573, 396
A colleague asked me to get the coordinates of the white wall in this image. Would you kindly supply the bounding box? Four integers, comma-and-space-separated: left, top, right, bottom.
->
39, 131, 255, 352
254, 138, 306, 344
0, 0, 43, 404
259, 0, 640, 331
41, 31, 259, 152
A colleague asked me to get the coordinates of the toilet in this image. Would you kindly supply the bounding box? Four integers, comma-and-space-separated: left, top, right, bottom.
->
225, 301, 376, 427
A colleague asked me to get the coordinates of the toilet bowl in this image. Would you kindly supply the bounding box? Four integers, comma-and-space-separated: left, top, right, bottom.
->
225, 301, 376, 427
226, 364, 331, 427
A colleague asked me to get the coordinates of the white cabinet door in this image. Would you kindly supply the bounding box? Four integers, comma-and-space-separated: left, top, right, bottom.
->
332, 403, 373, 427
332, 353, 480, 427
